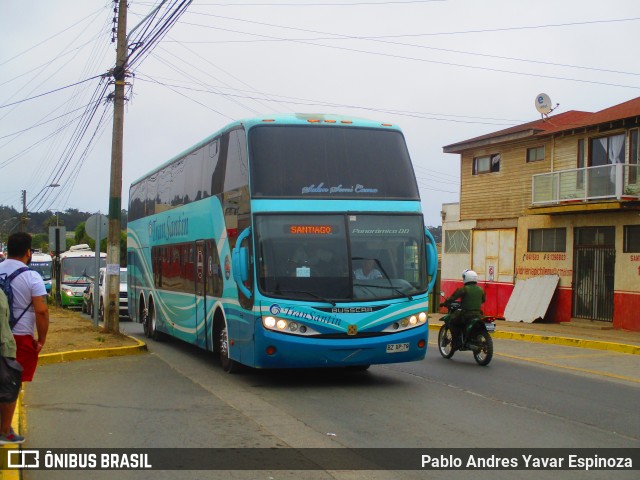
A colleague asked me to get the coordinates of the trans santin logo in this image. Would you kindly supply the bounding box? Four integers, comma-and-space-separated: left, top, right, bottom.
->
148, 214, 189, 241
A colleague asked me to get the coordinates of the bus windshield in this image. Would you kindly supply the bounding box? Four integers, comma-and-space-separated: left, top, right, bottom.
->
61, 257, 106, 284
255, 213, 427, 302
249, 125, 419, 200
30, 262, 52, 281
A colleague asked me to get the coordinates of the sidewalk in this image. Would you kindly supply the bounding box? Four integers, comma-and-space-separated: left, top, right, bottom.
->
0, 336, 146, 480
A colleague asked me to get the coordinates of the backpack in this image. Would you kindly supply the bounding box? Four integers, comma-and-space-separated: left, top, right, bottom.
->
0, 267, 32, 330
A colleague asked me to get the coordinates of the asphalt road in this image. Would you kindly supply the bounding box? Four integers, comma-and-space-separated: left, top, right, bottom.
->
22, 322, 639, 480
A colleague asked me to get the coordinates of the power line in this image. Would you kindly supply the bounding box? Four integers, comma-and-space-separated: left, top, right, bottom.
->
190, 0, 446, 5
0, 7, 106, 67
0, 101, 102, 141
135, 75, 522, 125
177, 14, 640, 89
0, 75, 105, 109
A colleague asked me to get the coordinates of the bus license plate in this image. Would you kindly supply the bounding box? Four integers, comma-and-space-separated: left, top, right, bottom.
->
386, 343, 410, 353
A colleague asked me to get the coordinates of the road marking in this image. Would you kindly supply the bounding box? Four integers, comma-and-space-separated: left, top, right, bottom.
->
427, 340, 640, 384
495, 351, 640, 384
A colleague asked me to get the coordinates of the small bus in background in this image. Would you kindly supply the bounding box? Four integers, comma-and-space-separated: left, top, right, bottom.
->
53, 244, 106, 308
30, 250, 53, 293
127, 114, 438, 372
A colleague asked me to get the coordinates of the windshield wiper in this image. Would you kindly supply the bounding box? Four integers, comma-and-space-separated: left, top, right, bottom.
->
353, 283, 414, 301
274, 289, 336, 306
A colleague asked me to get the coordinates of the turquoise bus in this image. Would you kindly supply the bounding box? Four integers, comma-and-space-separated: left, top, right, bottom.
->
127, 114, 438, 372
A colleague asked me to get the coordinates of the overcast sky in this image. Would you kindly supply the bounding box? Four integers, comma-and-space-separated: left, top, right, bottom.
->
1, 0, 639, 227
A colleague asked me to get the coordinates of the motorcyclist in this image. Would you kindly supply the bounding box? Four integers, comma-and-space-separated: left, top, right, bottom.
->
440, 269, 486, 348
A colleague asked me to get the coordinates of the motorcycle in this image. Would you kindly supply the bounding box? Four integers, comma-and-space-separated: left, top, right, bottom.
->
437, 300, 495, 366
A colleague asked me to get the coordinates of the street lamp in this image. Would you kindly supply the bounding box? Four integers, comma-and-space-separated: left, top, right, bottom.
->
21, 184, 60, 231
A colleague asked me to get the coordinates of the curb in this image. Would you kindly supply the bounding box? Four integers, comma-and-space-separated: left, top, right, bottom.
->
427, 323, 640, 356
37, 335, 148, 365
0, 336, 147, 480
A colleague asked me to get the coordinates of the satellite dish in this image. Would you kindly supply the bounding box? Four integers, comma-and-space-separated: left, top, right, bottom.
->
535, 93, 553, 115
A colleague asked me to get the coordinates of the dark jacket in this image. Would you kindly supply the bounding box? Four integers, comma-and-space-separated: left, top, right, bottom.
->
445, 283, 486, 317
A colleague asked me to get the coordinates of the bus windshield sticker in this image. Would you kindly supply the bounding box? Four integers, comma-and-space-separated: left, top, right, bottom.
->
301, 183, 379, 195
296, 266, 311, 278
289, 225, 333, 235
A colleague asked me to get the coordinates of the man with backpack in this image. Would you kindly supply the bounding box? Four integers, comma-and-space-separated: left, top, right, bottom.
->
0, 233, 49, 403
0, 287, 24, 444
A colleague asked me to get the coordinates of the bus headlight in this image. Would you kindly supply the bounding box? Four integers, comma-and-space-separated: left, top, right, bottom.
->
64, 289, 74, 297
382, 311, 428, 333
262, 316, 319, 336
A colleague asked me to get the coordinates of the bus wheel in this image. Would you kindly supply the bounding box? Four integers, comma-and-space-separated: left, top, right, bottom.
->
99, 299, 105, 322
218, 325, 239, 373
146, 301, 164, 341
142, 305, 150, 337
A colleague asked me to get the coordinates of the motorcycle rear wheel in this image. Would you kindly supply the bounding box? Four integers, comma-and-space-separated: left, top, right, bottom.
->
438, 325, 455, 359
472, 330, 493, 366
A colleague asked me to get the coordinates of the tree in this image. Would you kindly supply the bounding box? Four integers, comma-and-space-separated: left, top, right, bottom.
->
32, 233, 48, 251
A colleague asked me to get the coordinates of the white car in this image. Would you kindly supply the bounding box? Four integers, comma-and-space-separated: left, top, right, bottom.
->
83, 267, 129, 320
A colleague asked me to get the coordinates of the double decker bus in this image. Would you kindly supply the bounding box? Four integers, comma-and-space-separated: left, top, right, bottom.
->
127, 114, 438, 372
54, 244, 106, 308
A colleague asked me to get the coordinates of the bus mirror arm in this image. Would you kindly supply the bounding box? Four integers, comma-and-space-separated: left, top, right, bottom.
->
232, 227, 252, 299
424, 227, 438, 293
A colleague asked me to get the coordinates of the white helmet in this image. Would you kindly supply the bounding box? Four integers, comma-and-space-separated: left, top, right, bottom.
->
462, 269, 478, 284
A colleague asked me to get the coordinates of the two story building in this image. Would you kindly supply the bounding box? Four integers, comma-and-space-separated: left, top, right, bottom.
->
441, 96, 640, 331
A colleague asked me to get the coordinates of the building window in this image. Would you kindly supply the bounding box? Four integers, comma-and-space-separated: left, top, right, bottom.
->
445, 230, 471, 253
624, 225, 640, 253
590, 133, 625, 167
527, 146, 545, 162
528, 228, 566, 252
473, 153, 500, 175
577, 138, 586, 189
630, 129, 638, 185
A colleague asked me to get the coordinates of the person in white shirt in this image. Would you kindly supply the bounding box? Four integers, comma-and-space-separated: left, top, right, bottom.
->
354, 259, 383, 280
0, 232, 49, 384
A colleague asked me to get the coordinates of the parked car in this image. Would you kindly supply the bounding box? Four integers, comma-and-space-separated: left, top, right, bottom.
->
82, 267, 129, 320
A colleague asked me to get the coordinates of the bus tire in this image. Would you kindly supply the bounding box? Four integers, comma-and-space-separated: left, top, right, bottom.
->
146, 299, 164, 341
141, 302, 150, 337
218, 323, 239, 373
99, 298, 105, 322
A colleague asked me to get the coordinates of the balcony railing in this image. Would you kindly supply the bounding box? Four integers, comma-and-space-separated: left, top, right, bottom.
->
532, 164, 640, 205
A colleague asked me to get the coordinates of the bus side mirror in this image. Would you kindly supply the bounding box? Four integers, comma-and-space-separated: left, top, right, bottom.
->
232, 247, 249, 283
424, 228, 438, 292
231, 227, 252, 299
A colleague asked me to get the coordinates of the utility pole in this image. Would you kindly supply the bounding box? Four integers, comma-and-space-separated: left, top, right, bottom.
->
20, 190, 27, 232
105, 0, 128, 333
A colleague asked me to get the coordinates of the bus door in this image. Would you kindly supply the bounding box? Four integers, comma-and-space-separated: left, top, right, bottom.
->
195, 241, 208, 348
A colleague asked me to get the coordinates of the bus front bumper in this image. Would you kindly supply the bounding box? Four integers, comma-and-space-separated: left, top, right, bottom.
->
252, 326, 427, 369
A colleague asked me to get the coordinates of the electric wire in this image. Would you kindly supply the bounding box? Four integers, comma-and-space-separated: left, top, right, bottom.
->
179, 13, 640, 89
150, 47, 262, 115
134, 75, 519, 125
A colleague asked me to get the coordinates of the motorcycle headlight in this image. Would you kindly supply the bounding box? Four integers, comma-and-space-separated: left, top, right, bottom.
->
382, 311, 428, 333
